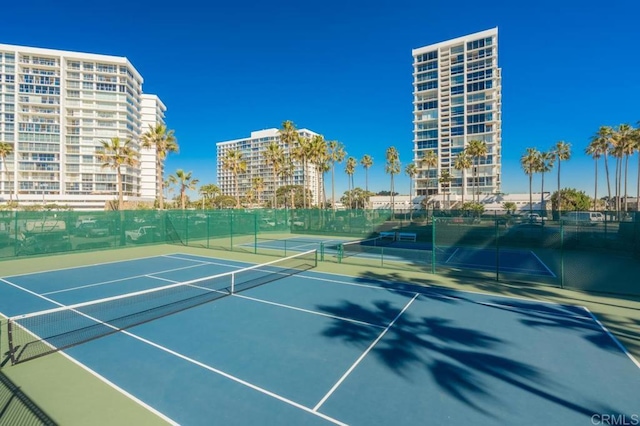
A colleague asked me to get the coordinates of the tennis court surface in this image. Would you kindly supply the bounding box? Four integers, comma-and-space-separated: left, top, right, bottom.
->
1, 252, 638, 425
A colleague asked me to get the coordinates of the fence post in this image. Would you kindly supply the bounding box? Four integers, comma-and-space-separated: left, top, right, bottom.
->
431, 217, 436, 274
495, 214, 500, 282
560, 221, 565, 289
254, 214, 258, 254
230, 210, 234, 251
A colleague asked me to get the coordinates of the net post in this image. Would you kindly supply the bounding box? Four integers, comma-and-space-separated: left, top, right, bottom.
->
319, 242, 324, 262
7, 320, 15, 366
338, 244, 343, 263
231, 273, 235, 294
314, 249, 318, 267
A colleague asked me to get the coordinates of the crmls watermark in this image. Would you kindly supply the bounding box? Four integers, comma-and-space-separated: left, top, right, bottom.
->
591, 414, 640, 425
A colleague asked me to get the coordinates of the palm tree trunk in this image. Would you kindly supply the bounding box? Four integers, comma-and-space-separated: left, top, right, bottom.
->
391, 174, 395, 217
557, 158, 561, 215
157, 157, 164, 210
234, 172, 240, 208
331, 165, 336, 211
624, 154, 629, 213
272, 169, 277, 209
593, 159, 598, 211
604, 153, 612, 209
636, 154, 640, 212
529, 174, 533, 214
302, 159, 307, 209
541, 172, 545, 213
117, 168, 124, 211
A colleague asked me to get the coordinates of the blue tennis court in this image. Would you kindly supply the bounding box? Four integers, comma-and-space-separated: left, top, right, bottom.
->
341, 240, 555, 277
0, 253, 638, 425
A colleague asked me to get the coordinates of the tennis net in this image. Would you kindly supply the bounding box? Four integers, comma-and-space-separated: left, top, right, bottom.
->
7, 249, 317, 365
338, 235, 394, 260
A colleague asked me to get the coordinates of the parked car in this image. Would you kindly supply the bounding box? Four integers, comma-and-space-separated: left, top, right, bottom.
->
502, 223, 560, 245
561, 211, 604, 226
17, 232, 72, 255
125, 226, 161, 243
76, 220, 111, 238
524, 213, 547, 223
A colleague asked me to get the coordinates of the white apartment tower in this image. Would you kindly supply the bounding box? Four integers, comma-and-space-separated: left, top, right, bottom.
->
412, 28, 502, 204
140, 94, 167, 201
216, 128, 323, 206
0, 43, 164, 209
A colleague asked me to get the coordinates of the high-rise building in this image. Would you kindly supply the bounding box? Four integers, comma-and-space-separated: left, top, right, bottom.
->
140, 94, 167, 201
216, 128, 323, 206
0, 43, 163, 209
412, 28, 501, 204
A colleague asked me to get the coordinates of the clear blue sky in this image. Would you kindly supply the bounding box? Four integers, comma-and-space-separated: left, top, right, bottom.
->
2, 0, 639, 199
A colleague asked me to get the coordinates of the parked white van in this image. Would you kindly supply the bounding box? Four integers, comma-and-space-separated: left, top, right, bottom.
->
560, 211, 604, 225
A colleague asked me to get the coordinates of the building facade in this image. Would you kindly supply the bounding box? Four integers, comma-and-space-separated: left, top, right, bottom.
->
412, 28, 502, 205
0, 43, 163, 209
216, 128, 323, 206
140, 94, 167, 201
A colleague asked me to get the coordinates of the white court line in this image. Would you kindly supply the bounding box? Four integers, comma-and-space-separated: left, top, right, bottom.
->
233, 294, 386, 329
42, 262, 213, 295
0, 277, 178, 425
149, 272, 386, 329
4, 253, 179, 279
582, 307, 640, 370
529, 250, 557, 278
1, 276, 347, 425
313, 293, 420, 411
444, 247, 460, 264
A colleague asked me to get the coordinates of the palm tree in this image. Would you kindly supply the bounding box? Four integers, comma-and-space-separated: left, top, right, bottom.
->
168, 169, 199, 210
97, 137, 138, 210
635, 124, 640, 212
279, 120, 299, 188
553, 140, 571, 216
538, 150, 555, 213
453, 151, 472, 204
360, 154, 373, 195
251, 177, 265, 206
345, 157, 357, 209
585, 137, 606, 211
263, 141, 284, 209
385, 146, 401, 216
221, 149, 247, 208
438, 170, 452, 209
0, 142, 14, 202
405, 163, 417, 220
199, 183, 220, 209
140, 124, 179, 210
309, 134, 327, 207
327, 141, 346, 210
521, 148, 541, 214
590, 126, 614, 209
466, 140, 488, 203
614, 124, 635, 213
291, 134, 313, 208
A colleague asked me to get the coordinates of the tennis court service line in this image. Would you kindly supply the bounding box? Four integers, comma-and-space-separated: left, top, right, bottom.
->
313, 293, 420, 412
4, 253, 179, 279
0, 277, 179, 424
3, 272, 347, 425
41, 262, 218, 296
150, 272, 387, 329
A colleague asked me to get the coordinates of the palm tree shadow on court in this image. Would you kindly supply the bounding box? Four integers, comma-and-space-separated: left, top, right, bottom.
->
315, 287, 620, 419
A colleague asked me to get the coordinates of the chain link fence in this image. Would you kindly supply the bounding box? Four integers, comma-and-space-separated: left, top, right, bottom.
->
1, 209, 638, 296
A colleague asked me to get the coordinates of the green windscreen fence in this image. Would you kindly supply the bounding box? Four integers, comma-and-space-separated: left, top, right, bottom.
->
0, 209, 638, 296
